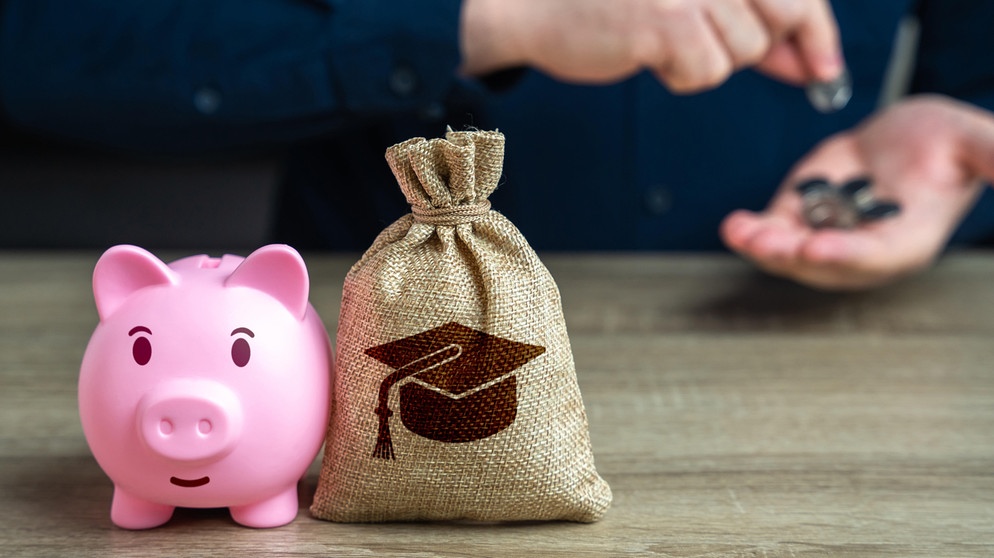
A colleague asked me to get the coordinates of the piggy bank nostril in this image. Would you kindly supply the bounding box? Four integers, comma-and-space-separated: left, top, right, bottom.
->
159, 419, 174, 436
198, 419, 213, 435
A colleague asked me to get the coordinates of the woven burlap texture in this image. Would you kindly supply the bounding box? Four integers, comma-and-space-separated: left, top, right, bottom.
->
310, 129, 611, 522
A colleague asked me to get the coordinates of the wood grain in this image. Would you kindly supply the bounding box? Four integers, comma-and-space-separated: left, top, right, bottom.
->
2, 250, 993, 557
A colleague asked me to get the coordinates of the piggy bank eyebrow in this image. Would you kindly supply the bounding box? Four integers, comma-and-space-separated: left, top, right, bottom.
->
129, 326, 152, 336
231, 327, 255, 338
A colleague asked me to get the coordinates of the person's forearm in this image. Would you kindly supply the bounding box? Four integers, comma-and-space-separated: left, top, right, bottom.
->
459, 0, 842, 91
459, 0, 525, 77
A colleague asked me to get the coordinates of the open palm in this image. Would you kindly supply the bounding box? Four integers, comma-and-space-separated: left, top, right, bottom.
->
721, 95, 994, 290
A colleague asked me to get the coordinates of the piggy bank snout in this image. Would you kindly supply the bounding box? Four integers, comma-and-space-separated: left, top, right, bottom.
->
137, 380, 243, 463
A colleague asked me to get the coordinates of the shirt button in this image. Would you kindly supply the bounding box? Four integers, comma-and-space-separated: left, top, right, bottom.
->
644, 185, 672, 215
389, 65, 418, 97
193, 86, 222, 115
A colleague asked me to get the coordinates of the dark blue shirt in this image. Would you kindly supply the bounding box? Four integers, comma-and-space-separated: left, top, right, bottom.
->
2, 0, 993, 250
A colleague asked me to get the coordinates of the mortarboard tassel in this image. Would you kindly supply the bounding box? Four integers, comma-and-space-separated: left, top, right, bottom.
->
372, 404, 395, 460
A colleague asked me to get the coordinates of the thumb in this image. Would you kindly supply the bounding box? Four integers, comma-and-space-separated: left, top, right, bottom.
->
753, 40, 809, 85
959, 106, 994, 182
752, 0, 843, 84
754, 37, 845, 87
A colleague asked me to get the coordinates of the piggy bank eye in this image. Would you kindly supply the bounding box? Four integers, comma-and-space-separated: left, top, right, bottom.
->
231, 338, 251, 367
132, 337, 152, 366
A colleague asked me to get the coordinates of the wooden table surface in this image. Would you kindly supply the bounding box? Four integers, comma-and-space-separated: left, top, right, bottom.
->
2, 250, 993, 557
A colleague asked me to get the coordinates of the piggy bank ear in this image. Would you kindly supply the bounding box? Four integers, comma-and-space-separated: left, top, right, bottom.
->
93, 245, 178, 321
225, 244, 309, 320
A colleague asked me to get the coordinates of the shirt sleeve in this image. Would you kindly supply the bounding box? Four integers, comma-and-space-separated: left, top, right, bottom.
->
911, 0, 994, 111
0, 0, 473, 153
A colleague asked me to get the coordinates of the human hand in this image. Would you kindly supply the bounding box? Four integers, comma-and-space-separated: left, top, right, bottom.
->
720, 95, 994, 290
460, 0, 843, 93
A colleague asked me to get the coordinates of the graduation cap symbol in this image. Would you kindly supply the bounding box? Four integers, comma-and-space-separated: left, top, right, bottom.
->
366, 322, 546, 460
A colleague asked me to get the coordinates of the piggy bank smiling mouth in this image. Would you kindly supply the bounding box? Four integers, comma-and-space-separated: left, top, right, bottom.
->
170, 476, 210, 488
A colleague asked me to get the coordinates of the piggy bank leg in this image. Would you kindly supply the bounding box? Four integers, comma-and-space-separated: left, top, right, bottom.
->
110, 485, 175, 529
229, 486, 299, 528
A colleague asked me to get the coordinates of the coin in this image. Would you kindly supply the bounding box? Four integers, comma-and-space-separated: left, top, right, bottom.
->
797, 179, 860, 229
796, 176, 900, 229
806, 67, 852, 113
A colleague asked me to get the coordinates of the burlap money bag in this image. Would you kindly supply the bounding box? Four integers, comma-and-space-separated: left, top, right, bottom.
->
310, 129, 611, 522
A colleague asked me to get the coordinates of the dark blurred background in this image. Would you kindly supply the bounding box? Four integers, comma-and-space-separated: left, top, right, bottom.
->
0, 16, 922, 253
0, 120, 279, 251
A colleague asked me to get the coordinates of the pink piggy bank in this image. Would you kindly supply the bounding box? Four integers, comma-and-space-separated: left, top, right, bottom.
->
78, 244, 332, 529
